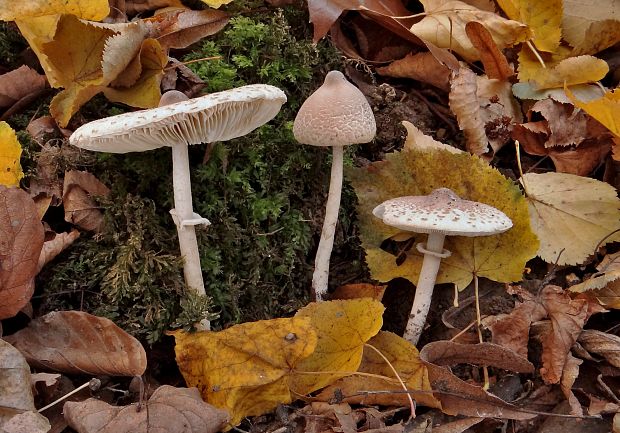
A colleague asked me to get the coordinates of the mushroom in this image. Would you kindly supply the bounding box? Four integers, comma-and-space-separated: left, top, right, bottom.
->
70, 85, 287, 329
293, 71, 376, 301
372, 188, 512, 345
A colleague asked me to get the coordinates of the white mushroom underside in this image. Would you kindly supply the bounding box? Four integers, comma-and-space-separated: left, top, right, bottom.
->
70, 85, 287, 153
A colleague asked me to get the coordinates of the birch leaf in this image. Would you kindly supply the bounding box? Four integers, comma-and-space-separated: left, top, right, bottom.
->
496, 0, 562, 52
518, 52, 609, 90
566, 87, 620, 138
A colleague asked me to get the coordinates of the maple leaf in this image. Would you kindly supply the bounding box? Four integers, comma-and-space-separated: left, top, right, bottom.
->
0, 122, 23, 187
349, 145, 538, 290
496, 0, 562, 52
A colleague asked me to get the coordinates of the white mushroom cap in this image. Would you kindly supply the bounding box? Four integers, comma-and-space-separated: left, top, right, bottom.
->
70, 84, 287, 153
372, 188, 513, 236
293, 71, 376, 147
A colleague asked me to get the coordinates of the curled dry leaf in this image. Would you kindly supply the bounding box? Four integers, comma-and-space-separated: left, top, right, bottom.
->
64, 385, 229, 433
465, 21, 513, 80
0, 66, 46, 110
449, 66, 488, 155
0, 186, 44, 320
520, 172, 620, 265
419, 341, 536, 420
5, 311, 147, 376
376, 52, 450, 91
560, 353, 583, 416
36, 229, 80, 273
146, 8, 230, 50
578, 329, 620, 368
63, 170, 110, 232
569, 252, 620, 308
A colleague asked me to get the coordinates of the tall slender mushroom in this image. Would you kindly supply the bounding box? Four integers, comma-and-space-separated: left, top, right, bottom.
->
70, 85, 287, 329
294, 71, 376, 301
373, 188, 512, 345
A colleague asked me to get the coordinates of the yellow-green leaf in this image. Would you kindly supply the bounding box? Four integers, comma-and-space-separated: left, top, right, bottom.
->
0, 0, 109, 21
0, 122, 23, 187
496, 0, 562, 52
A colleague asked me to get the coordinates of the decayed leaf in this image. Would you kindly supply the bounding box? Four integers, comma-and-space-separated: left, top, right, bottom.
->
317, 331, 440, 408
376, 52, 450, 91
465, 21, 513, 80
63, 170, 110, 232
1, 410, 51, 433
410, 0, 530, 62
578, 329, 620, 368
290, 299, 384, 395
560, 353, 583, 415
518, 52, 609, 90
402, 121, 462, 154
146, 8, 230, 50
566, 87, 620, 138
0, 0, 109, 20
0, 66, 46, 110
562, 0, 620, 55
64, 385, 229, 433
349, 147, 538, 289
449, 66, 487, 155
5, 311, 147, 376
37, 229, 80, 273
0, 340, 35, 423
569, 252, 620, 307
496, 0, 561, 52
330, 283, 386, 301
198, 0, 233, 8
0, 186, 44, 320
520, 172, 620, 265
419, 341, 536, 419
0, 122, 23, 187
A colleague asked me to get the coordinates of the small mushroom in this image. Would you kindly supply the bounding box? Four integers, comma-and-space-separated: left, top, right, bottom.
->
294, 71, 376, 301
373, 188, 512, 345
70, 85, 287, 329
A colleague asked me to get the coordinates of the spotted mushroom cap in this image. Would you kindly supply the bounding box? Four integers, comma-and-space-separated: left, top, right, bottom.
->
69, 84, 287, 153
372, 188, 513, 236
293, 71, 376, 147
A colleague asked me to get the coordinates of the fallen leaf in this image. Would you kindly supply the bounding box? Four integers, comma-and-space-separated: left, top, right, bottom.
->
0, 186, 44, 320
529, 99, 589, 147
317, 331, 440, 408
26, 116, 57, 144
0, 340, 36, 424
125, 0, 184, 14
376, 52, 450, 91
146, 8, 229, 50
330, 283, 386, 301
402, 121, 462, 154
449, 66, 487, 155
419, 341, 536, 419
63, 385, 229, 433
290, 299, 384, 395
37, 229, 80, 273
518, 53, 609, 90
410, 0, 530, 62
562, 0, 620, 55
1, 410, 51, 433
15, 16, 63, 88
520, 172, 620, 265
174, 316, 318, 427
496, 0, 561, 52
0, 0, 109, 20
569, 252, 620, 307
566, 86, 620, 138
560, 353, 583, 415
349, 147, 538, 290
511, 82, 605, 103
465, 21, 513, 80
63, 170, 110, 232
578, 329, 620, 368
0, 122, 23, 187
0, 66, 46, 110
5, 311, 147, 376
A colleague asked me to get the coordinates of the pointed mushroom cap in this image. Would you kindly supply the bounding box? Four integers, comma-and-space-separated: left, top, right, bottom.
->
372, 188, 513, 236
293, 71, 376, 147
70, 84, 287, 153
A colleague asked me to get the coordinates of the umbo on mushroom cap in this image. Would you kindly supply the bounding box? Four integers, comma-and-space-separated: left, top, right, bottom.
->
293, 71, 376, 147
373, 187, 513, 236
70, 84, 287, 153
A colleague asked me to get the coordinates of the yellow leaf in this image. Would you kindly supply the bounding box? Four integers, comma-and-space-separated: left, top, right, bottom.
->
318, 331, 440, 408
173, 317, 318, 428
496, 0, 562, 52
16, 16, 62, 87
197, 0, 234, 8
410, 0, 531, 62
290, 299, 384, 395
563, 0, 620, 55
520, 172, 620, 265
348, 148, 538, 289
0, 0, 109, 21
402, 121, 462, 154
566, 87, 620, 138
0, 122, 23, 187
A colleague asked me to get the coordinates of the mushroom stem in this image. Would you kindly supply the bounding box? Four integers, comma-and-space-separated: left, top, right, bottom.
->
403, 232, 447, 345
312, 145, 344, 301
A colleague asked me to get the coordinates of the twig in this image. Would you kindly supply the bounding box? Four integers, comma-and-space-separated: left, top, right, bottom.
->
38, 378, 101, 413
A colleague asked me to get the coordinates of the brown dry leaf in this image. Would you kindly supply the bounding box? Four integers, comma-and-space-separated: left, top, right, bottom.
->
330, 283, 386, 301
5, 311, 147, 376
26, 116, 57, 145
0, 66, 46, 110
64, 385, 229, 433
0, 186, 44, 320
578, 329, 620, 368
376, 52, 450, 91
449, 66, 488, 155
465, 21, 513, 80
560, 353, 583, 415
1, 410, 51, 433
562, 0, 620, 55
0, 340, 36, 423
569, 252, 620, 307
402, 121, 462, 154
530, 99, 588, 147
317, 331, 440, 408
146, 8, 229, 50
496, 0, 561, 52
0, 0, 109, 20
419, 341, 535, 419
63, 170, 110, 232
36, 229, 80, 273
520, 172, 620, 265
410, 0, 531, 62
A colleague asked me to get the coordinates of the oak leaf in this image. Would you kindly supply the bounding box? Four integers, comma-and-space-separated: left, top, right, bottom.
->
349, 147, 538, 289
496, 0, 562, 52
64, 385, 229, 433
0, 0, 109, 21
520, 172, 620, 265
0, 186, 44, 320
5, 311, 147, 376
410, 0, 530, 62
0, 122, 23, 187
